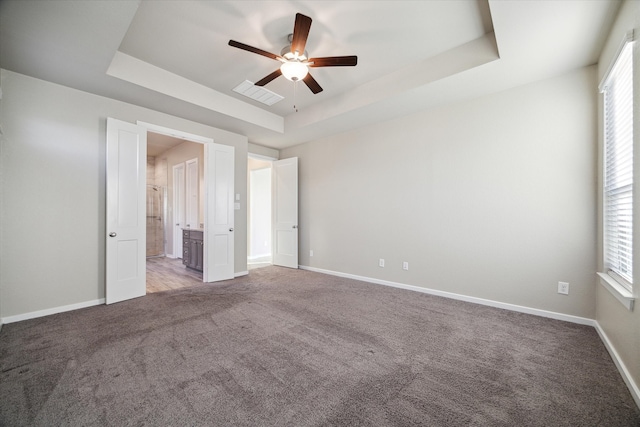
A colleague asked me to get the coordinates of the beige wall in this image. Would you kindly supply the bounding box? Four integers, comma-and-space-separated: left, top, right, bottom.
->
0, 69, 248, 319
282, 66, 597, 319
596, 0, 640, 402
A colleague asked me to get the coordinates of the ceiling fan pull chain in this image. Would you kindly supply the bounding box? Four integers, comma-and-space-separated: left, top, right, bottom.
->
293, 80, 298, 112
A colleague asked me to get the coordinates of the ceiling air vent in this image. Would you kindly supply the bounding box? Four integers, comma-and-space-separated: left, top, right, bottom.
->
232, 80, 284, 106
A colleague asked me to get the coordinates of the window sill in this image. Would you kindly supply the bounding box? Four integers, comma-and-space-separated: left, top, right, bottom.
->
597, 272, 635, 311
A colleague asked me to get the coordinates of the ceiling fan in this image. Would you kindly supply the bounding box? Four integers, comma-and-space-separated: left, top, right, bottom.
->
228, 12, 357, 94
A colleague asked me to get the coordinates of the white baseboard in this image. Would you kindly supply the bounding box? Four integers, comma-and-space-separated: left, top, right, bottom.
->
594, 322, 640, 409
300, 265, 594, 326
2, 269, 250, 324
1, 298, 106, 325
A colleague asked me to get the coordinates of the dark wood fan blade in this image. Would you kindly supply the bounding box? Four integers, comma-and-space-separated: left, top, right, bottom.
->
229, 40, 281, 61
302, 73, 323, 94
291, 13, 312, 55
255, 69, 282, 86
309, 56, 358, 67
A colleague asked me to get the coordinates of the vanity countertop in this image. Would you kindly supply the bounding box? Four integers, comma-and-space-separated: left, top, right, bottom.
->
182, 228, 204, 232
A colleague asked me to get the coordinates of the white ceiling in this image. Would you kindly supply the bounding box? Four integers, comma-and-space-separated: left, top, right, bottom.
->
0, 1, 620, 151
145, 132, 186, 157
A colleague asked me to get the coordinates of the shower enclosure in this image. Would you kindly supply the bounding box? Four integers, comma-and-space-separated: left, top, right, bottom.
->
146, 184, 167, 257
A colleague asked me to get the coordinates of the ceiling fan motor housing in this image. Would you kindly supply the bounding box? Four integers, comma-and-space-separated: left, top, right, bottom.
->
281, 45, 308, 61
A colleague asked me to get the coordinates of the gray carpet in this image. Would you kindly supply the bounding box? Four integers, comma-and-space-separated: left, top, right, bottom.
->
1, 266, 639, 426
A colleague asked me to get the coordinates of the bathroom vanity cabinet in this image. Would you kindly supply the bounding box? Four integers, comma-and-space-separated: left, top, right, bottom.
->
182, 229, 203, 272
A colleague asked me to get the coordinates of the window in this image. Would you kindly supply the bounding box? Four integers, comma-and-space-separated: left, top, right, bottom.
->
601, 33, 634, 293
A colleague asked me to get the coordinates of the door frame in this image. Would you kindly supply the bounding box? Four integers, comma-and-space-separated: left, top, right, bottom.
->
247, 154, 276, 266
137, 121, 234, 283
247, 154, 298, 270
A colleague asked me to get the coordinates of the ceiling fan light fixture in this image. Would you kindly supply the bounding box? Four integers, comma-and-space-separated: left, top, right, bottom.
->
280, 61, 309, 81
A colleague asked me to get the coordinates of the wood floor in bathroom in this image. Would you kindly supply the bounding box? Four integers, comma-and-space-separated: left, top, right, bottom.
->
146, 257, 272, 293
146, 257, 203, 293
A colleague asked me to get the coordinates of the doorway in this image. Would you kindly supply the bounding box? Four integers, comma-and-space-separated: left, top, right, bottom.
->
248, 156, 273, 270
142, 123, 236, 285
106, 118, 235, 304
246, 155, 300, 271
146, 133, 203, 292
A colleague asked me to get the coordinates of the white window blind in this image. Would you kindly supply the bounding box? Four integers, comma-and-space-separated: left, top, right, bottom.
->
602, 38, 634, 290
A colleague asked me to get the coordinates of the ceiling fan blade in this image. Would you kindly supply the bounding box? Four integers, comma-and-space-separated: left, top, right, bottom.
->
302, 73, 323, 94
309, 56, 358, 67
228, 40, 281, 61
255, 69, 282, 86
291, 13, 312, 55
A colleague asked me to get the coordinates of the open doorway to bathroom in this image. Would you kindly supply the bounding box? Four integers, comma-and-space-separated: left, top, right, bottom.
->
146, 131, 205, 292
248, 156, 272, 270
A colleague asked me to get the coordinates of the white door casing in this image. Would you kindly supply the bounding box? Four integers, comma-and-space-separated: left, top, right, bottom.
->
172, 163, 185, 258
204, 142, 235, 282
106, 118, 147, 304
272, 157, 298, 269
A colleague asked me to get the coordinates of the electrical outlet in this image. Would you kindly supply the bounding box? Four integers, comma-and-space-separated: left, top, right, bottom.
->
558, 281, 569, 295
379, 259, 385, 268
310, 250, 314, 257
402, 262, 409, 270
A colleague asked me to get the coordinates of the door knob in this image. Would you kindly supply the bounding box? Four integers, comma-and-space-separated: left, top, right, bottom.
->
109, 232, 117, 237
292, 225, 298, 229
229, 228, 234, 232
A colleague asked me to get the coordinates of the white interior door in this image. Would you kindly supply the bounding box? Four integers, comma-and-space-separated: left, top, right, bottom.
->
172, 163, 185, 258
204, 142, 235, 282
272, 157, 298, 268
106, 118, 147, 304
186, 158, 199, 228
